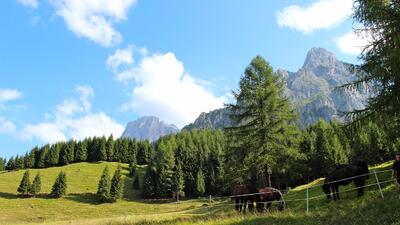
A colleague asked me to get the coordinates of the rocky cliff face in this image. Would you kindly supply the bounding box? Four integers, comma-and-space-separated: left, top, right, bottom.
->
121, 116, 179, 141
183, 108, 231, 131
184, 48, 369, 130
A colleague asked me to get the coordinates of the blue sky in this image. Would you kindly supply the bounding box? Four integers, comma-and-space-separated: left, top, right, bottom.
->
0, 0, 369, 158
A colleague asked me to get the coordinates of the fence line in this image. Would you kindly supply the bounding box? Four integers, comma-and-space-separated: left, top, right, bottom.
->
144, 169, 394, 210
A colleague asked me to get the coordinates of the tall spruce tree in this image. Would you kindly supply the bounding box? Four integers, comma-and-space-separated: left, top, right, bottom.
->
51, 171, 67, 198
75, 141, 88, 162
226, 55, 299, 188
17, 170, 31, 196
97, 166, 111, 202
106, 135, 114, 161
142, 165, 157, 198
344, 1, 400, 126
30, 173, 41, 196
110, 165, 123, 202
172, 162, 185, 198
195, 170, 205, 196
99, 136, 107, 161
0, 158, 5, 171
37, 145, 48, 168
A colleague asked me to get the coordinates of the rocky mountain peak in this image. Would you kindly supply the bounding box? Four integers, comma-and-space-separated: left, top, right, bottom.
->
121, 116, 179, 141
302, 47, 338, 70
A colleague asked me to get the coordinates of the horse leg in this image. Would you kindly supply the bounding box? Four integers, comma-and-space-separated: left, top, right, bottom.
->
242, 198, 247, 213
235, 198, 240, 211
355, 178, 365, 197
266, 202, 272, 211
256, 202, 264, 213
330, 185, 336, 200
336, 186, 340, 200
248, 197, 254, 213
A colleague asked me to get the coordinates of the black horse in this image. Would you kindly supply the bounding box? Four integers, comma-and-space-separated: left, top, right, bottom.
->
322, 160, 370, 200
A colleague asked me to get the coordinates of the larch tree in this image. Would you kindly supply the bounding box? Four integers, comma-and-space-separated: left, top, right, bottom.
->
225, 55, 299, 188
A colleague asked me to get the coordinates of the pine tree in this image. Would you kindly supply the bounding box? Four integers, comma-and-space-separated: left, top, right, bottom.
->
344, 0, 400, 125
30, 173, 41, 196
0, 158, 5, 171
195, 170, 205, 196
24, 151, 35, 168
6, 156, 15, 170
137, 140, 151, 165
226, 55, 299, 188
142, 166, 156, 198
17, 170, 31, 196
129, 160, 137, 177
172, 162, 185, 198
59, 142, 70, 165
154, 140, 175, 198
75, 141, 88, 162
51, 171, 67, 198
97, 166, 111, 202
15, 155, 25, 170
37, 145, 48, 168
132, 174, 140, 190
106, 135, 114, 161
110, 165, 123, 202
99, 136, 107, 161
46, 144, 60, 167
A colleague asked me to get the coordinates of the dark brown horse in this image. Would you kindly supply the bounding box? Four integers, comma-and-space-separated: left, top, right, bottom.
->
233, 185, 251, 213
322, 160, 370, 200
233, 184, 263, 213
256, 187, 285, 212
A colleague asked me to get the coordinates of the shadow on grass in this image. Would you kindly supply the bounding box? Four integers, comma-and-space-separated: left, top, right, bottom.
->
0, 192, 54, 199
0, 192, 18, 199
64, 193, 103, 205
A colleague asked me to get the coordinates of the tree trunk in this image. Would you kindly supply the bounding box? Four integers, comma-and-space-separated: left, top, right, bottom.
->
263, 163, 271, 187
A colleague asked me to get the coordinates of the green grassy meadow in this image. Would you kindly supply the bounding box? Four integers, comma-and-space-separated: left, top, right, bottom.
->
0, 162, 399, 225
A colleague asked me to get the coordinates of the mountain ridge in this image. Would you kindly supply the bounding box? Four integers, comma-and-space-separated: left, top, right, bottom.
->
183, 47, 370, 130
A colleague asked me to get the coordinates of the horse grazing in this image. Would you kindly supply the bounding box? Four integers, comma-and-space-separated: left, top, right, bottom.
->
256, 187, 285, 212
322, 160, 370, 200
232, 184, 259, 213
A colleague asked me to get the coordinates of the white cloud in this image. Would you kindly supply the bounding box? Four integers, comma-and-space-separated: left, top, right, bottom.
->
276, 0, 353, 34
50, 0, 137, 47
109, 50, 226, 128
106, 46, 135, 71
17, 0, 38, 9
21, 123, 67, 143
0, 117, 17, 136
106, 46, 148, 83
335, 30, 373, 55
21, 85, 124, 143
0, 89, 23, 102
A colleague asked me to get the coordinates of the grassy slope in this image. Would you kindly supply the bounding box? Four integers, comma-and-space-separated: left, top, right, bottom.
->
0, 162, 399, 225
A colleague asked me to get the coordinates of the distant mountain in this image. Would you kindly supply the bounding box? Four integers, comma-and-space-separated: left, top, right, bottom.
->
183, 108, 232, 131
183, 48, 369, 130
121, 116, 179, 141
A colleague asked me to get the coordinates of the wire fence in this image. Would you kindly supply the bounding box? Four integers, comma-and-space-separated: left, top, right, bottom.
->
167, 168, 396, 214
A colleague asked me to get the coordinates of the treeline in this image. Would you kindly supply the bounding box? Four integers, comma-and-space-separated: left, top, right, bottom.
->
141, 129, 226, 198
2, 136, 153, 171
295, 119, 399, 185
